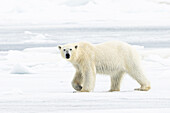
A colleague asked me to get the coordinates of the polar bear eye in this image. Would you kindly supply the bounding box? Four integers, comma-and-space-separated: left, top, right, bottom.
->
70, 49, 72, 51
63, 49, 66, 51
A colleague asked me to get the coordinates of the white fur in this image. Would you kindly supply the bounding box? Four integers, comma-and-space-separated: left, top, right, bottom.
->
58, 41, 151, 92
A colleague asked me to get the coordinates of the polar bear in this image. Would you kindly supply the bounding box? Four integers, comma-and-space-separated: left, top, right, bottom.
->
58, 41, 150, 92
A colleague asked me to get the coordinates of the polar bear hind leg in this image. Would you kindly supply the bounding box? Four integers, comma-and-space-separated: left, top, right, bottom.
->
127, 66, 151, 91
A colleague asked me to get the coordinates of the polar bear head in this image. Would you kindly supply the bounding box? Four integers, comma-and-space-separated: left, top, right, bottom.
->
58, 44, 78, 61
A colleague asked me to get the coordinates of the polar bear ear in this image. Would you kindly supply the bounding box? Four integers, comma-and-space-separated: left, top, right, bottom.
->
58, 45, 62, 50
75, 45, 78, 49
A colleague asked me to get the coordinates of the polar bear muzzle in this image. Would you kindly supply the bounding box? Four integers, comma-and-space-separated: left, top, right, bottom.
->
65, 53, 70, 59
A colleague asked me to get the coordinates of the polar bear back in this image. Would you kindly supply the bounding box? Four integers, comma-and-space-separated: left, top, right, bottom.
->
94, 41, 140, 74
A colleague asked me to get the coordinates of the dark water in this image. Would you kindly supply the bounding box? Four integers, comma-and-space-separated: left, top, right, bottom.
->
0, 26, 170, 51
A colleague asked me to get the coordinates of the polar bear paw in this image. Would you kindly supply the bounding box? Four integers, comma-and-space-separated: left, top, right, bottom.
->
108, 89, 120, 92
135, 86, 151, 91
72, 83, 82, 91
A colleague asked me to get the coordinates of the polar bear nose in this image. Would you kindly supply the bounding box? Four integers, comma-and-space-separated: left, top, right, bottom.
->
66, 53, 70, 59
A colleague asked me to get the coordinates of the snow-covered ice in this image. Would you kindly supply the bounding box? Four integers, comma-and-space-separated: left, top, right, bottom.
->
0, 46, 170, 112
1, 26, 170, 51
0, 0, 170, 112
10, 63, 32, 74
0, 0, 170, 26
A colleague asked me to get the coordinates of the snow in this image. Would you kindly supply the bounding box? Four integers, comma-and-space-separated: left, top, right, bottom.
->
0, 0, 170, 112
10, 63, 32, 74
23, 31, 57, 44
0, 0, 170, 26
0, 46, 170, 112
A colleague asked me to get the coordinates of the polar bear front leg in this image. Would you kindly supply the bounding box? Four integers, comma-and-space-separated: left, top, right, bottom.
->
109, 71, 124, 92
72, 71, 83, 91
81, 65, 96, 92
